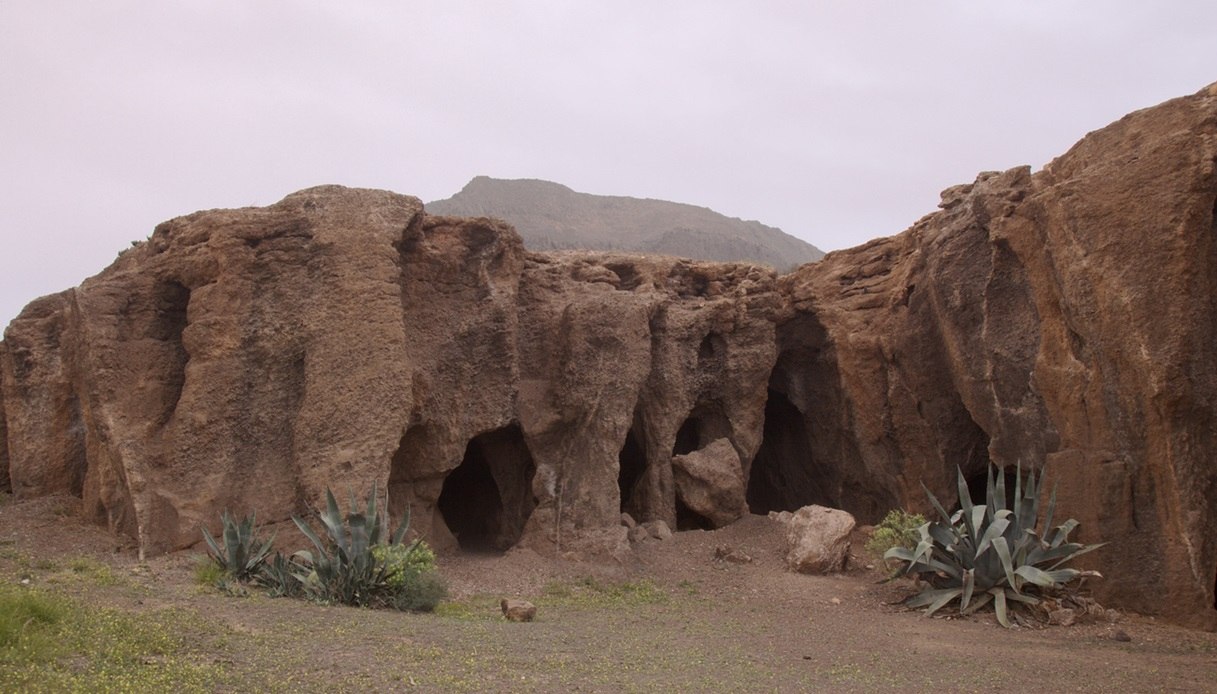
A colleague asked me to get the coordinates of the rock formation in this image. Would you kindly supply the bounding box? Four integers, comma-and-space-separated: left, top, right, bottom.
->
2, 83, 1217, 628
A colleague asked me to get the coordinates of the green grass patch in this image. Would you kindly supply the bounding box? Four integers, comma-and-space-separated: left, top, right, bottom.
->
0, 584, 224, 692
539, 577, 668, 608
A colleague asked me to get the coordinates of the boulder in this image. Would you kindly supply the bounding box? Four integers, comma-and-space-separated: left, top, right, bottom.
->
643, 520, 673, 541
500, 598, 536, 622
781, 505, 856, 574
671, 438, 748, 529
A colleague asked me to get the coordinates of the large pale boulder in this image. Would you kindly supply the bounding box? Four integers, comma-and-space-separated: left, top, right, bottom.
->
671, 437, 748, 528
780, 505, 856, 574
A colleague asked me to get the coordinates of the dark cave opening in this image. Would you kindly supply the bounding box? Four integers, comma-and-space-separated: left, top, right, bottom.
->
747, 388, 828, 514
618, 425, 647, 518
961, 466, 1019, 510
671, 402, 731, 457
437, 424, 537, 553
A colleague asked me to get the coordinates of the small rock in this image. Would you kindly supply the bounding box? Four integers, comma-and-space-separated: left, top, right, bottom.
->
713, 545, 752, 564
19, 578, 30, 585
830, 597, 842, 605
1111, 629, 1132, 642
768, 510, 793, 524
620, 512, 638, 529
1048, 608, 1077, 627
501, 599, 536, 622
643, 520, 673, 541
627, 526, 650, 544
1105, 608, 1122, 623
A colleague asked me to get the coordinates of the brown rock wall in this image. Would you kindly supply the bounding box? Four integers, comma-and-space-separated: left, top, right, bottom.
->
776, 84, 1217, 627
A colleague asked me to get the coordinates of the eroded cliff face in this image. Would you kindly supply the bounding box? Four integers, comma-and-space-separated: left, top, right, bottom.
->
2, 83, 1216, 627
0, 188, 777, 563
775, 83, 1217, 627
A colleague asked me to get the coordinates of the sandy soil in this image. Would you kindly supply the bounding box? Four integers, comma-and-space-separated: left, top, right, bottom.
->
2, 494, 1215, 692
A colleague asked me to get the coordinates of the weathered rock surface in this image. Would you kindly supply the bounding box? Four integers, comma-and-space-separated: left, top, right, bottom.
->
671, 437, 748, 528
3, 83, 1217, 628
766, 82, 1217, 627
0, 187, 778, 562
778, 504, 856, 574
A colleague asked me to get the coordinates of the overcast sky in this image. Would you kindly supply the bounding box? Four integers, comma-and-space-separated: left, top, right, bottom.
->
2, 2, 1215, 330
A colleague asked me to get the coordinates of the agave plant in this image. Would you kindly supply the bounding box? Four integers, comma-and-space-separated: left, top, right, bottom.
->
884, 464, 1103, 627
290, 485, 417, 607
201, 510, 276, 582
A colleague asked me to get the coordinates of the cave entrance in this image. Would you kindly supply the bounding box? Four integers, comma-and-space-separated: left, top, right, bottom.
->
747, 388, 827, 513
960, 466, 1018, 510
618, 422, 647, 519
437, 424, 536, 553
671, 402, 731, 457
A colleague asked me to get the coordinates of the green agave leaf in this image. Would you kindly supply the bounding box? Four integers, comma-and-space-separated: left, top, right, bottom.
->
960, 568, 975, 612
1046, 541, 1105, 570
992, 537, 1018, 591
960, 591, 994, 615
390, 504, 412, 546
994, 465, 1008, 513
921, 481, 953, 524
956, 467, 976, 538
974, 515, 1011, 558
907, 587, 961, 610
1048, 519, 1080, 547
993, 588, 1010, 628
201, 525, 224, 563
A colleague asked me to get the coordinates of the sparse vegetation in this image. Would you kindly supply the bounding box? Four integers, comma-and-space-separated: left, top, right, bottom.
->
884, 464, 1104, 627
0, 585, 219, 691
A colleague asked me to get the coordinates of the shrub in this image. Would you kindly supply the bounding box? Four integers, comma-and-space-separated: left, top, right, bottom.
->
884, 464, 1103, 627
289, 486, 414, 608
200, 510, 275, 583
865, 509, 927, 567
372, 542, 446, 611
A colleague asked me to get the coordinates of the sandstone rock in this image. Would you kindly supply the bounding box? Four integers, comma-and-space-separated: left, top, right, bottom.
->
627, 526, 649, 544
713, 545, 752, 564
671, 438, 748, 528
780, 505, 856, 574
620, 512, 637, 529
643, 520, 673, 541
500, 598, 536, 622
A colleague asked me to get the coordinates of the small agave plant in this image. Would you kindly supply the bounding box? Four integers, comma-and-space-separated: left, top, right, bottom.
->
201, 510, 276, 583
884, 463, 1104, 627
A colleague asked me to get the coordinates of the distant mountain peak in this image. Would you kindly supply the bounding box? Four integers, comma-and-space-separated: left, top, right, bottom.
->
427, 177, 823, 271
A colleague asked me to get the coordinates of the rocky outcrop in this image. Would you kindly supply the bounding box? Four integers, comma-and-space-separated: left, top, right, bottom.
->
0, 188, 777, 562
768, 82, 1217, 627
3, 83, 1217, 627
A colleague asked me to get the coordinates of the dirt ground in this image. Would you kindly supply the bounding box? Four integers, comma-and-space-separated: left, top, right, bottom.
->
2, 494, 1215, 692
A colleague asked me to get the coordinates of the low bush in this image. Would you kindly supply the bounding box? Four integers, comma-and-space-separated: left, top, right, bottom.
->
864, 509, 926, 569
885, 463, 1103, 627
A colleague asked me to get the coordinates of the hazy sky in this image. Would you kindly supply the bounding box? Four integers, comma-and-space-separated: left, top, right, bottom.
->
2, 2, 1215, 330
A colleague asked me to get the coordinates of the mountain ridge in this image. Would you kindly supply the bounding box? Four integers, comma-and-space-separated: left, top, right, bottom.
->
427, 176, 824, 271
